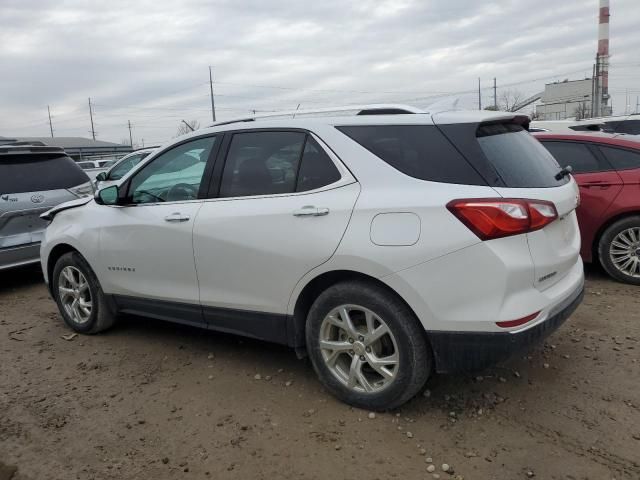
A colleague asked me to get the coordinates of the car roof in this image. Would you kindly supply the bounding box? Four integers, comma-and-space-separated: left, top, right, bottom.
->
532, 132, 640, 149
181, 109, 525, 140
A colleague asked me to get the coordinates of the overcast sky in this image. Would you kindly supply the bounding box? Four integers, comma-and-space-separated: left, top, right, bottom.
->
1, 0, 638, 146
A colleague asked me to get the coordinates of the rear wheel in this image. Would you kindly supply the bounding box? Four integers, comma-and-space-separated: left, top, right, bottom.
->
52, 252, 117, 333
598, 216, 640, 285
306, 281, 431, 410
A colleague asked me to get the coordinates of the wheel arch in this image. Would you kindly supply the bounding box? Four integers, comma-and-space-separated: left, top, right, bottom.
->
46, 243, 81, 295
288, 269, 425, 351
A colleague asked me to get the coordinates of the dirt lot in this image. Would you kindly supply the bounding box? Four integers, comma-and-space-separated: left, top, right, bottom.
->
1, 266, 639, 480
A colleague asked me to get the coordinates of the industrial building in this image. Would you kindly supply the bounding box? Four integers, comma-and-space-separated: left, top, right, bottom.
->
536, 79, 593, 120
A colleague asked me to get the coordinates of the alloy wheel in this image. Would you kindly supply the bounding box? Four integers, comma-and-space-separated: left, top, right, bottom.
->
609, 227, 640, 278
319, 304, 399, 393
58, 266, 93, 324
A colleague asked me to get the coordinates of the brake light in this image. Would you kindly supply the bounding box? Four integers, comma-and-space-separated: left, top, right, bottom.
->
447, 198, 558, 240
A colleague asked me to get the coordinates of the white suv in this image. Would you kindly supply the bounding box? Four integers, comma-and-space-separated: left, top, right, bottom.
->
40, 105, 584, 410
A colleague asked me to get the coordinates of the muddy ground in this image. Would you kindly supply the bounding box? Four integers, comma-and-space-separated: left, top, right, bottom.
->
1, 266, 639, 480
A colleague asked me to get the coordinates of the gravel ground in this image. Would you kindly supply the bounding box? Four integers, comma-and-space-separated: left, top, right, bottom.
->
1, 265, 639, 480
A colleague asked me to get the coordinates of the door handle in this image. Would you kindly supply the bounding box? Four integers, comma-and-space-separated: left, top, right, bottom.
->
164, 212, 190, 222
293, 206, 330, 217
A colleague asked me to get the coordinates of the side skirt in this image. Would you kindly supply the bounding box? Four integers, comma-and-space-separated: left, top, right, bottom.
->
111, 295, 292, 346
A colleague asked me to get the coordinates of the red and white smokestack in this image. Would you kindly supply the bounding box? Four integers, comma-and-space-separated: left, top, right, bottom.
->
598, 0, 610, 113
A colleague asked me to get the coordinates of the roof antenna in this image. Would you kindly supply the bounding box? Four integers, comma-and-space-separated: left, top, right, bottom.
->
292, 104, 301, 119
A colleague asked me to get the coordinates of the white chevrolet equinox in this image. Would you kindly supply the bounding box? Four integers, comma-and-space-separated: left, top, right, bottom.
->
41, 105, 584, 410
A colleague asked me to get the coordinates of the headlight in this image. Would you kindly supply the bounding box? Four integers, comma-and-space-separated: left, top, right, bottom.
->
67, 181, 94, 198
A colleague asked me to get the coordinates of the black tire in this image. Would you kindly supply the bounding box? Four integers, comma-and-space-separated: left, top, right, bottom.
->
598, 215, 640, 286
305, 280, 431, 410
52, 252, 117, 334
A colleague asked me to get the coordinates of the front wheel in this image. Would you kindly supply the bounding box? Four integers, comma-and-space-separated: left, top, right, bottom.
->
52, 252, 117, 334
306, 281, 431, 410
598, 216, 640, 285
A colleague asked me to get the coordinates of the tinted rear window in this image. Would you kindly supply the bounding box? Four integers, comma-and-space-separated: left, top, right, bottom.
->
0, 155, 89, 194
598, 145, 640, 170
337, 125, 485, 185
476, 124, 568, 188
541, 141, 611, 174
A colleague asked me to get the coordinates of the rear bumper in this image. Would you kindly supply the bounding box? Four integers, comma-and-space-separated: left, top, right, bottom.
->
0, 243, 41, 271
428, 279, 584, 373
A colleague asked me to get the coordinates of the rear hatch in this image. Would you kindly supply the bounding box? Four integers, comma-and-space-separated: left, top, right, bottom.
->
0, 147, 90, 248
435, 115, 581, 290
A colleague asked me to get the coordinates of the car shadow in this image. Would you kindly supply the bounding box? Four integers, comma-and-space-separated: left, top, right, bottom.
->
0, 264, 44, 292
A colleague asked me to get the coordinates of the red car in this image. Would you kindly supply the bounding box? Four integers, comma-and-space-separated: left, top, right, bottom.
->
534, 133, 640, 285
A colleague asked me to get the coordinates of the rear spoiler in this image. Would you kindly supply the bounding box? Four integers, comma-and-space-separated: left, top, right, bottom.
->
431, 111, 531, 130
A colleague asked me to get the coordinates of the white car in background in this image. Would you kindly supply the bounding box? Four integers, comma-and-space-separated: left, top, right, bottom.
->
40, 105, 584, 410
76, 159, 116, 181
94, 147, 158, 189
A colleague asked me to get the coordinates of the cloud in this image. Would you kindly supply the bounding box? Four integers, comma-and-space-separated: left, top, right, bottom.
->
0, 0, 637, 144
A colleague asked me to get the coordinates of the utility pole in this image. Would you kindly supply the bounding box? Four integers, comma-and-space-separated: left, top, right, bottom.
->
591, 64, 596, 118
478, 78, 482, 110
88, 97, 96, 140
47, 105, 54, 138
493, 78, 497, 110
209, 66, 216, 123
128, 120, 133, 147
636, 96, 639, 114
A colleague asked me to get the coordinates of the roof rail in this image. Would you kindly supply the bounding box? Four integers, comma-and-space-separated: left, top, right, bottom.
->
0, 145, 66, 155
209, 104, 426, 127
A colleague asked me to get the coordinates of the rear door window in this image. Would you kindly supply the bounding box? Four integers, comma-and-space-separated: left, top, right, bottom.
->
219, 131, 306, 197
337, 125, 485, 185
476, 124, 568, 187
598, 145, 640, 171
540, 141, 611, 174
0, 155, 89, 194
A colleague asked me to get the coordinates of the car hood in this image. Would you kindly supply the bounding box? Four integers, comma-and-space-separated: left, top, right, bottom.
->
40, 196, 93, 221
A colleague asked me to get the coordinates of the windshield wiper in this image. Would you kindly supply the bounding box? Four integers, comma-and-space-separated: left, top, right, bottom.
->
555, 165, 573, 181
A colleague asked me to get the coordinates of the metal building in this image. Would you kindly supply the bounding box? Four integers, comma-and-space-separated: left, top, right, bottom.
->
536, 79, 593, 121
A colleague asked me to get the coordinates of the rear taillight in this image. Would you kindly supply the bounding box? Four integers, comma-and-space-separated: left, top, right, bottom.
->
447, 198, 558, 240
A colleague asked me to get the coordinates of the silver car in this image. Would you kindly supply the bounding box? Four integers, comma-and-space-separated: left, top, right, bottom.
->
0, 145, 92, 270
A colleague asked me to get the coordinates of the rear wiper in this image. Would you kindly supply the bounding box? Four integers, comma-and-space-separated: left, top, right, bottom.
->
555, 165, 573, 181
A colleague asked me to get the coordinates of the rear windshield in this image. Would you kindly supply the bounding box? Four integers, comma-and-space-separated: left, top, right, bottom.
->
476, 124, 568, 188
0, 155, 89, 194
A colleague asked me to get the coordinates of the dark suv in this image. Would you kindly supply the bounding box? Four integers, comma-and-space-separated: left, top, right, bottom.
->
0, 145, 91, 270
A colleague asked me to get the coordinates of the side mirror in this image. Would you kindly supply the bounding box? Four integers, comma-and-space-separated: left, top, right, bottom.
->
95, 172, 107, 182
95, 185, 119, 205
